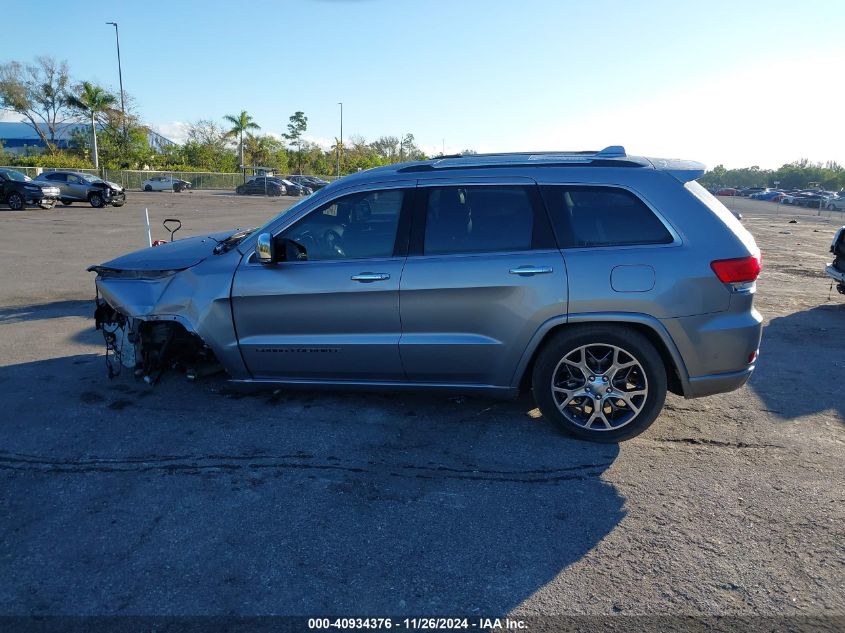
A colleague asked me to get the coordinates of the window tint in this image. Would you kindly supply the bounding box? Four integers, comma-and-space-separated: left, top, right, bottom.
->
283, 189, 404, 260
423, 186, 535, 255
541, 186, 673, 248
46, 173, 66, 182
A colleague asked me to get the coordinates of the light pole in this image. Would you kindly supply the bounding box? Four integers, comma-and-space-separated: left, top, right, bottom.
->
106, 22, 126, 142
337, 102, 343, 178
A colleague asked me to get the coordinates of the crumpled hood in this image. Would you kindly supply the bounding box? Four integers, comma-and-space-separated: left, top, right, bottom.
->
105, 180, 124, 191
89, 231, 234, 272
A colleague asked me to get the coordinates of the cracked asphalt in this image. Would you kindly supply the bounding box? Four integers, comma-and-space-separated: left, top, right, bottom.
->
0, 192, 842, 618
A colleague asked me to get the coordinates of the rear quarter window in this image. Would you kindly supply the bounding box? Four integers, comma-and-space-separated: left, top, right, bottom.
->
541, 185, 673, 248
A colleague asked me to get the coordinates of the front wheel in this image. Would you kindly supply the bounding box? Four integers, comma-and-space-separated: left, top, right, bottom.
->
532, 325, 667, 443
89, 192, 105, 208
144, 185, 153, 192
6, 192, 24, 210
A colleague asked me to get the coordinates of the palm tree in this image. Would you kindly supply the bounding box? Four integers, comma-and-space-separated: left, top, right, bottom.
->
67, 82, 116, 170
224, 110, 260, 180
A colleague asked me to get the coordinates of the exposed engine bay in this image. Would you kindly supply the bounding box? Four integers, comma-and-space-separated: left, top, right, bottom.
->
93, 299, 221, 384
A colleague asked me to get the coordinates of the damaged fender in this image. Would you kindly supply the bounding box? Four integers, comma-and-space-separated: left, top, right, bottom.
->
89, 234, 250, 380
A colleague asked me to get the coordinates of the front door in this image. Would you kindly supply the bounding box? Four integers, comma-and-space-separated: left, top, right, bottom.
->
399, 178, 568, 387
232, 184, 414, 381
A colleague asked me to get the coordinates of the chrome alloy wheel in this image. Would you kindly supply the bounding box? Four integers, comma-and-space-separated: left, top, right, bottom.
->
551, 344, 648, 431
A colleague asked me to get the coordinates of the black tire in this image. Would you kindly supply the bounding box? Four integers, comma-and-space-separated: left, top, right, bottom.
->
173, 184, 183, 193
6, 192, 24, 210
144, 185, 153, 192
61, 199, 73, 206
236, 186, 244, 195
89, 192, 105, 208
531, 325, 667, 443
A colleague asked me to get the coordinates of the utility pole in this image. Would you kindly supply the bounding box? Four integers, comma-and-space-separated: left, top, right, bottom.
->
106, 22, 127, 143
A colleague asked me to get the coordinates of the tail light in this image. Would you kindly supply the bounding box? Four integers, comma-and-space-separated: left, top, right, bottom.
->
711, 253, 762, 284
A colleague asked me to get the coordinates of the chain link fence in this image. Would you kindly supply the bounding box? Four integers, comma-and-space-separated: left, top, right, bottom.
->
1, 166, 340, 191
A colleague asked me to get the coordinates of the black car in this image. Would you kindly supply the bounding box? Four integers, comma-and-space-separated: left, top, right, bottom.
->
288, 174, 329, 190
276, 178, 312, 196
236, 177, 287, 196
0, 168, 61, 210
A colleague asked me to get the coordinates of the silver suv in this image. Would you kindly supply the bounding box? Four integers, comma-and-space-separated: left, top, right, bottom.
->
89, 147, 763, 442
34, 171, 126, 208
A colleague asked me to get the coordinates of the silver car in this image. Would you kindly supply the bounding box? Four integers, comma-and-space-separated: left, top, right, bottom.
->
35, 171, 126, 208
88, 146, 763, 442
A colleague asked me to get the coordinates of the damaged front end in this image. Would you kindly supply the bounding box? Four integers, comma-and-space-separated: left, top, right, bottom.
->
93, 297, 220, 384
87, 231, 246, 384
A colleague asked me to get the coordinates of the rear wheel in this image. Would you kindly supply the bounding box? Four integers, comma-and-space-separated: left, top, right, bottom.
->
89, 192, 105, 208
6, 192, 24, 210
532, 325, 667, 442
61, 199, 73, 206
144, 185, 153, 192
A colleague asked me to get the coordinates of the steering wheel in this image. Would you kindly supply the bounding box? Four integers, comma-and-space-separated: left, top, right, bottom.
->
323, 229, 346, 257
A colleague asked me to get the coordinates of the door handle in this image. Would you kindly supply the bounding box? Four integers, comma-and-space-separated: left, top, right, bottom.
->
509, 266, 553, 276
350, 272, 391, 282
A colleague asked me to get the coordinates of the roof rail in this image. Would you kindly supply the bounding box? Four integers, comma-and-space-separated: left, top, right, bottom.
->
397, 146, 646, 173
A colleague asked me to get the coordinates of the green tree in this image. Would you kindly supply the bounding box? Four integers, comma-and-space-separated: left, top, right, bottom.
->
224, 110, 260, 177
0, 57, 72, 154
66, 81, 116, 169
284, 111, 308, 174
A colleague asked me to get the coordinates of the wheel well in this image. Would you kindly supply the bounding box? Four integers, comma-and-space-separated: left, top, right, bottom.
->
518, 321, 685, 396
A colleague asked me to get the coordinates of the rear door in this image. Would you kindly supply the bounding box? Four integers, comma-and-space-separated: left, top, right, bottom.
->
44, 172, 68, 197
398, 177, 567, 387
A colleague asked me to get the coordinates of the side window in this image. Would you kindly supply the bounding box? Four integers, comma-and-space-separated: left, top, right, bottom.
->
423, 186, 537, 255
46, 173, 66, 182
282, 189, 405, 261
541, 186, 673, 248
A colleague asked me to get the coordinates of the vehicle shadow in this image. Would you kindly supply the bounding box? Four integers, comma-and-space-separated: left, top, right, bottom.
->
0, 300, 93, 324
748, 303, 845, 423
0, 353, 623, 616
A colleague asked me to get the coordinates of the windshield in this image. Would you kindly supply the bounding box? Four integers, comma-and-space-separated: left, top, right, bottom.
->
2, 170, 31, 182
249, 195, 315, 238
79, 173, 101, 183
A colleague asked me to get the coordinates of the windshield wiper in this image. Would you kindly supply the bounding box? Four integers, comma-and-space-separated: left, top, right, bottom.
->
213, 228, 254, 254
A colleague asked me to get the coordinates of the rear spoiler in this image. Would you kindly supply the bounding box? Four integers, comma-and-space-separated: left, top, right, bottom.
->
647, 157, 706, 183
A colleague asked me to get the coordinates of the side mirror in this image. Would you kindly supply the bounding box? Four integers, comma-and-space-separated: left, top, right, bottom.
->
256, 232, 274, 264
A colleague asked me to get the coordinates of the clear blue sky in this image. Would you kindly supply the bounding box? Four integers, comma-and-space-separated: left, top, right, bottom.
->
2, 0, 844, 168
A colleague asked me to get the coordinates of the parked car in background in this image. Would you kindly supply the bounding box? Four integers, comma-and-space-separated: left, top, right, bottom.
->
34, 171, 126, 208
738, 187, 765, 197
0, 168, 60, 210
715, 187, 738, 196
142, 176, 192, 192
236, 177, 287, 196
825, 226, 845, 296
288, 175, 329, 190
278, 179, 313, 196
790, 191, 826, 208
88, 146, 763, 443
824, 196, 845, 211
749, 189, 784, 200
